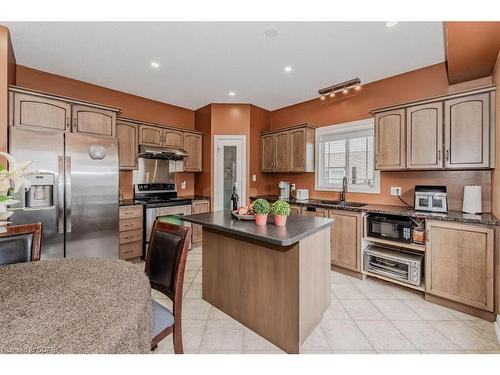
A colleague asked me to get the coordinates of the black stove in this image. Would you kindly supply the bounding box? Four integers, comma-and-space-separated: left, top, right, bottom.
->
134, 183, 192, 208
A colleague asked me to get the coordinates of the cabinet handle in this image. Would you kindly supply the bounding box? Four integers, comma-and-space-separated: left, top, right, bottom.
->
124, 236, 135, 240
438, 149, 441, 161
124, 224, 134, 228
445, 149, 449, 161
375, 154, 379, 162
66, 116, 70, 129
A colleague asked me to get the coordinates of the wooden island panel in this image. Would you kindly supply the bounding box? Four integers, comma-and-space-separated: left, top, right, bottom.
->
202, 227, 330, 354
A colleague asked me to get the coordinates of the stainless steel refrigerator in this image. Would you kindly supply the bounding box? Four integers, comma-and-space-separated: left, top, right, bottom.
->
9, 127, 119, 259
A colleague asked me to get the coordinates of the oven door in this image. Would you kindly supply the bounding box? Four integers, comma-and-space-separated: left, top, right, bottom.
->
145, 205, 192, 246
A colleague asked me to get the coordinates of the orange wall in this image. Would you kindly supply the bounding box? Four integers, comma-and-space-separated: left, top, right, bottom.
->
269, 63, 492, 211
249, 105, 271, 197
0, 25, 16, 158
445, 22, 500, 84
15, 65, 197, 199
194, 103, 271, 208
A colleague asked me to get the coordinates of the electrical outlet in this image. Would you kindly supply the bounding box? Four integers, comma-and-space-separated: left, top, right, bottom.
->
291, 184, 296, 191
252, 174, 256, 182
390, 186, 402, 196
181, 181, 187, 190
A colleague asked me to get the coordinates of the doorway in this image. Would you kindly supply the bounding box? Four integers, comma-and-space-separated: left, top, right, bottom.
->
214, 135, 246, 211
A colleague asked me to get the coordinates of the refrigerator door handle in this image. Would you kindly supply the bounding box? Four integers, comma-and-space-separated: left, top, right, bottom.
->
57, 156, 65, 234
65, 156, 72, 233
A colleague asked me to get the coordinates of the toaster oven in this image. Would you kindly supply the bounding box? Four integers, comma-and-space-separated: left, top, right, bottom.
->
364, 245, 423, 286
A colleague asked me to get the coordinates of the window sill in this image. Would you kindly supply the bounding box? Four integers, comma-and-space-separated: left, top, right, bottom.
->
315, 185, 380, 194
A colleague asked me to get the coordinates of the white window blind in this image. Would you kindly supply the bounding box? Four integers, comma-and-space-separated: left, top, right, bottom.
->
315, 119, 379, 193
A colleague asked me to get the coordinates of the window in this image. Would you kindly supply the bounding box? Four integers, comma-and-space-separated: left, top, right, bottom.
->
315, 118, 380, 193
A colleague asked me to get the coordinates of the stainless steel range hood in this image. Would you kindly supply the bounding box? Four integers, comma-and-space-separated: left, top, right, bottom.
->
138, 145, 188, 160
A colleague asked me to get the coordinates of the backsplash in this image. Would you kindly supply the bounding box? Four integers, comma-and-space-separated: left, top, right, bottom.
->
268, 170, 492, 212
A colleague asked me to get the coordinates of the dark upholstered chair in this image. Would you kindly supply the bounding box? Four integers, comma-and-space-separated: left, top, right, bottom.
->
145, 220, 191, 354
0, 223, 42, 266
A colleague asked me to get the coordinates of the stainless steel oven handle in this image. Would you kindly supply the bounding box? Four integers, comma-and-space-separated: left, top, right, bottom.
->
65, 156, 72, 233
57, 156, 65, 234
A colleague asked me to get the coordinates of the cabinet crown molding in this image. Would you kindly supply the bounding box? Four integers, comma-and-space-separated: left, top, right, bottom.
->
370, 85, 496, 114
261, 122, 317, 135
117, 116, 203, 135
9, 85, 121, 113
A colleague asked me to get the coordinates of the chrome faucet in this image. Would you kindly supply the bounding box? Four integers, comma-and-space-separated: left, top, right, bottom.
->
340, 176, 348, 202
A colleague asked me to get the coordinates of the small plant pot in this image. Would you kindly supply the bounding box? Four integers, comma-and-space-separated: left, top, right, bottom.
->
255, 214, 268, 226
274, 215, 287, 226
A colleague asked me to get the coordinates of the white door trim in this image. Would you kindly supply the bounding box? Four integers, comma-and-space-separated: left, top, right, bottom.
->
213, 135, 247, 211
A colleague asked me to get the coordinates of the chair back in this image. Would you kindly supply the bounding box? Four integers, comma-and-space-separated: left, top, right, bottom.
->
0, 223, 42, 266
145, 221, 191, 301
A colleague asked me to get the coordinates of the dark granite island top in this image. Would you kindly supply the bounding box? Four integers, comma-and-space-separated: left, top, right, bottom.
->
181, 210, 334, 246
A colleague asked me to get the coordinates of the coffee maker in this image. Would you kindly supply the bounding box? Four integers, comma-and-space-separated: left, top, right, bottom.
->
278, 181, 291, 199
25, 173, 54, 208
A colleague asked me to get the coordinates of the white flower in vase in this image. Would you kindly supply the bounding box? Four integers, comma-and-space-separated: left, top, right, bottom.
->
0, 152, 33, 233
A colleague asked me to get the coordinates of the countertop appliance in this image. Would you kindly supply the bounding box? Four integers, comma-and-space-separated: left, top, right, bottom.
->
414, 185, 448, 213
367, 213, 413, 243
462, 185, 482, 214
296, 189, 309, 201
134, 183, 192, 249
364, 245, 423, 286
279, 181, 291, 199
9, 127, 119, 259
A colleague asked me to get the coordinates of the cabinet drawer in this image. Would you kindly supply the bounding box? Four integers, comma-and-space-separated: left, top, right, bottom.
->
120, 241, 142, 260
119, 229, 143, 244
120, 217, 142, 232
119, 205, 143, 219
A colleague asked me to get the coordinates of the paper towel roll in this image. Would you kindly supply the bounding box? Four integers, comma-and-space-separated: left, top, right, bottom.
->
462, 185, 482, 214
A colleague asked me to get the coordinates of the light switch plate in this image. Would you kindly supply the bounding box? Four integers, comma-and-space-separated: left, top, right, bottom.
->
181, 181, 187, 189
390, 186, 402, 196
252, 174, 256, 182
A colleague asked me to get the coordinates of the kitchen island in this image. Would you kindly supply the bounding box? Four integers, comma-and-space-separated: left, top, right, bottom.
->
181, 211, 334, 353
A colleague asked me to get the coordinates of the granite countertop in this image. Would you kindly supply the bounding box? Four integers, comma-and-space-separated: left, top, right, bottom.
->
181, 211, 334, 246
250, 195, 499, 226
119, 195, 209, 207
119, 199, 143, 207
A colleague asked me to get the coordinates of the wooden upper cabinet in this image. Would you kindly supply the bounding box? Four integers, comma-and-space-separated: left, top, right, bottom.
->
290, 127, 315, 172
261, 134, 275, 172
12, 92, 71, 131
116, 121, 138, 170
274, 131, 290, 172
329, 210, 362, 273
406, 102, 443, 170
426, 220, 494, 312
139, 124, 163, 146
444, 93, 490, 169
72, 104, 116, 137
183, 132, 202, 172
374, 109, 405, 170
164, 129, 184, 148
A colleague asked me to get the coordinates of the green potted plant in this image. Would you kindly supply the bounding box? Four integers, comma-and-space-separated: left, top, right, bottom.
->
270, 199, 291, 226
252, 198, 270, 226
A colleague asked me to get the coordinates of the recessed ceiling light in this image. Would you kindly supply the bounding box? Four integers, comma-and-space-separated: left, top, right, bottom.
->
284, 66, 293, 73
264, 28, 278, 37
385, 21, 398, 28
228, 91, 236, 97
150, 61, 160, 68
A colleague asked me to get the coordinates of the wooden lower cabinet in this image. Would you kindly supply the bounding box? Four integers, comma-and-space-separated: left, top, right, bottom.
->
302, 207, 327, 218
425, 220, 494, 312
191, 200, 210, 244
329, 210, 362, 273
119, 205, 144, 262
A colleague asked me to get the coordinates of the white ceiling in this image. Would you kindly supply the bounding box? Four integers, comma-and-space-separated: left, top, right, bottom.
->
4, 22, 445, 111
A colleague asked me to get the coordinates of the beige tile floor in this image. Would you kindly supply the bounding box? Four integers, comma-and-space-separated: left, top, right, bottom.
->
139, 246, 500, 354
